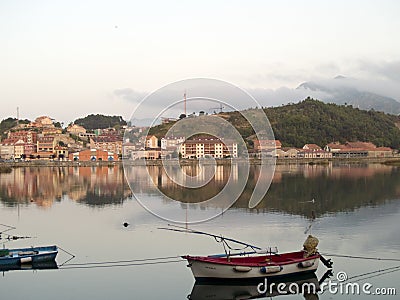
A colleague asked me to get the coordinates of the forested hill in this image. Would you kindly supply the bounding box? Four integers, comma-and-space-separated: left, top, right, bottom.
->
149, 98, 400, 149
0, 118, 31, 139
74, 114, 127, 130
262, 98, 400, 148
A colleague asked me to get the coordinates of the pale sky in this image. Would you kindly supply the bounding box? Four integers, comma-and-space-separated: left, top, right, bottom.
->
1, 0, 400, 124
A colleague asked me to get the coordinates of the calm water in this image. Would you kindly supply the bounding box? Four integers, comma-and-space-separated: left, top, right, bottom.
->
0, 163, 399, 299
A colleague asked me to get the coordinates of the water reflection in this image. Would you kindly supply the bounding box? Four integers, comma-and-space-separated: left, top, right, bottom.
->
0, 166, 131, 208
188, 271, 331, 300
240, 163, 400, 217
127, 163, 400, 217
0, 260, 58, 273
1, 163, 399, 216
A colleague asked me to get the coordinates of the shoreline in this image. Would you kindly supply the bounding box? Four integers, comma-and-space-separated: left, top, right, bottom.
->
1, 157, 400, 169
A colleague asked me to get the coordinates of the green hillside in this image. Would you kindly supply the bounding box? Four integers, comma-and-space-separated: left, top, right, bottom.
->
149, 98, 400, 149
264, 98, 400, 148
74, 114, 127, 130
0, 117, 31, 139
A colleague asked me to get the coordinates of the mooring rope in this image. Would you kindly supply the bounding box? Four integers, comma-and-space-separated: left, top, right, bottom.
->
326, 264, 400, 284
59, 259, 183, 270
58, 255, 183, 269
348, 264, 400, 282
321, 253, 400, 262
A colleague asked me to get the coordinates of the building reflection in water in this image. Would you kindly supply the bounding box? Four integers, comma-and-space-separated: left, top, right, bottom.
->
0, 165, 131, 208
125, 162, 400, 217
1, 163, 399, 216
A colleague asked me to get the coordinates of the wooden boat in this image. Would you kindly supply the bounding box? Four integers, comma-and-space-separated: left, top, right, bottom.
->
160, 226, 332, 281
183, 250, 320, 280
0, 245, 58, 266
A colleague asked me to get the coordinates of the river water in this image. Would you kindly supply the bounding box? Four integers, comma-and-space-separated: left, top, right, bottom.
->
0, 163, 399, 299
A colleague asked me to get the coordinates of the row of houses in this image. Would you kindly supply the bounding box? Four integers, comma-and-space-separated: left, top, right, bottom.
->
254, 141, 393, 158
0, 116, 124, 161
123, 135, 238, 160
0, 131, 69, 160
122, 135, 395, 161
1, 115, 395, 161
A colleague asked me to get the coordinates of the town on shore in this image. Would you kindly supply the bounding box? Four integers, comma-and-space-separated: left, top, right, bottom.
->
0, 115, 397, 163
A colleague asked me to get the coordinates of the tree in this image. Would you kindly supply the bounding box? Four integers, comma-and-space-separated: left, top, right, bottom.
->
74, 114, 127, 130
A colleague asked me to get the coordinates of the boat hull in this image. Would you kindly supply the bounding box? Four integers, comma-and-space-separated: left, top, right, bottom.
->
183, 251, 319, 280
0, 246, 58, 266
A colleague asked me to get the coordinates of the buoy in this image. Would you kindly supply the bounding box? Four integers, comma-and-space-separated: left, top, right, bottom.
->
298, 260, 314, 268
260, 265, 282, 274
234, 266, 252, 272
20, 257, 32, 264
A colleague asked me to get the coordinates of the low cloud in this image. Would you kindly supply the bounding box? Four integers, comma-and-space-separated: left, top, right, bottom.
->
357, 60, 400, 82
114, 88, 146, 103
114, 69, 400, 122
247, 87, 331, 107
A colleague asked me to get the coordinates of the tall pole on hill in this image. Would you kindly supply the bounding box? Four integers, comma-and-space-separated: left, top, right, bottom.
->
184, 91, 187, 116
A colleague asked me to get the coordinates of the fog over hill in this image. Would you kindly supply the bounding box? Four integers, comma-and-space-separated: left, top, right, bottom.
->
117, 76, 400, 126
297, 76, 400, 114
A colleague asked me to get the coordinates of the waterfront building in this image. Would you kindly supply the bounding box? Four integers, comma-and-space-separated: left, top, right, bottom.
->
180, 137, 237, 159
160, 136, 185, 150
324, 141, 393, 158
90, 135, 123, 154
69, 149, 118, 161
145, 135, 158, 149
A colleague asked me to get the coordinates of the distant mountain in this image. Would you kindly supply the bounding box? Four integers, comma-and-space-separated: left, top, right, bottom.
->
297, 76, 400, 114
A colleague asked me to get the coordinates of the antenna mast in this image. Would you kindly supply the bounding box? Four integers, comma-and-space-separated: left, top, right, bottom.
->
184, 91, 187, 116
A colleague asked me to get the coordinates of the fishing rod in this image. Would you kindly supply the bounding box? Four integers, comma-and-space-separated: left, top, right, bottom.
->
158, 224, 262, 251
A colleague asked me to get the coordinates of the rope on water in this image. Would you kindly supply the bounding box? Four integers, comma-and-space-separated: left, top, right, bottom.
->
321, 253, 400, 262
61, 255, 181, 266
58, 259, 183, 270
327, 264, 400, 284
58, 255, 183, 269
352, 265, 400, 282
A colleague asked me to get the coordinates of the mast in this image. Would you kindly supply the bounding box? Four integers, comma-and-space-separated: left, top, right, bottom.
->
184, 91, 187, 116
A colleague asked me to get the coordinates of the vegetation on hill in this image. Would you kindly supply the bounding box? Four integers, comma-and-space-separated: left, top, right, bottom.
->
264, 98, 400, 148
149, 98, 400, 149
74, 114, 127, 130
0, 118, 31, 139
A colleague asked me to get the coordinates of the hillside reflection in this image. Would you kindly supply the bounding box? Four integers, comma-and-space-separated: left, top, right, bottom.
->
1, 163, 399, 216
126, 163, 400, 217
239, 163, 400, 217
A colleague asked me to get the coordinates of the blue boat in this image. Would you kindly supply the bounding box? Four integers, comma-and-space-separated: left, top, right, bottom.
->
0, 245, 58, 266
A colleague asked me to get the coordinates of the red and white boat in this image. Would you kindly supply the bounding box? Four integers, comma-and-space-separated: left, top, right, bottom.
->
160, 225, 333, 281
182, 250, 320, 280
